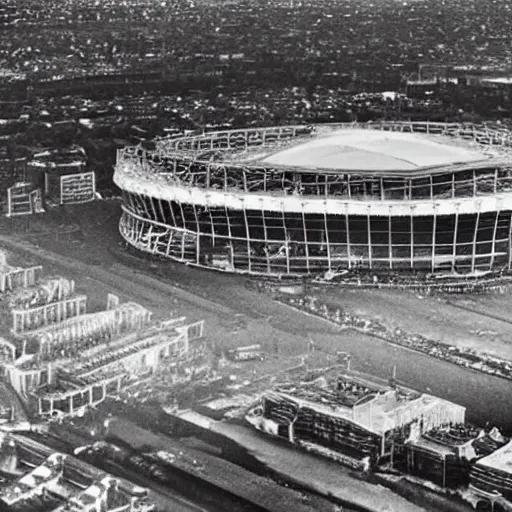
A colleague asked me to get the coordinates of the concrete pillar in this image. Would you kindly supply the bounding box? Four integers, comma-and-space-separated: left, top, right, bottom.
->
431, 206, 437, 273
282, 205, 290, 274
301, 206, 310, 274
242, 199, 252, 273
388, 207, 393, 269
367, 206, 372, 269
6, 187, 12, 217
471, 208, 481, 273
508, 212, 512, 271
490, 209, 501, 269
323, 204, 332, 271
410, 206, 415, 268
224, 204, 235, 269
192, 202, 201, 265
453, 207, 459, 270
223, 166, 228, 193
345, 204, 351, 269
207, 206, 215, 247
167, 199, 177, 227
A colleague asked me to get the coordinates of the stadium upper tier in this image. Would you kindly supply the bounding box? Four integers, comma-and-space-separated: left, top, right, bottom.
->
115, 122, 512, 205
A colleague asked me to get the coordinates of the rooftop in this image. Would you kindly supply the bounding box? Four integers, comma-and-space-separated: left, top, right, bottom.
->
275, 375, 388, 409
476, 440, 512, 475
270, 375, 464, 435
258, 129, 489, 172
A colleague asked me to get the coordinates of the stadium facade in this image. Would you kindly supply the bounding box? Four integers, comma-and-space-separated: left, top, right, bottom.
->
114, 122, 512, 278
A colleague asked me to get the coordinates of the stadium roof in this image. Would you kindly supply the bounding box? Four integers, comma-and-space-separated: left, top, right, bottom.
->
259, 129, 490, 173
475, 440, 512, 475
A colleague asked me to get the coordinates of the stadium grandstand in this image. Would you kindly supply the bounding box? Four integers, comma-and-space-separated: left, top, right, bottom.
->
114, 122, 512, 282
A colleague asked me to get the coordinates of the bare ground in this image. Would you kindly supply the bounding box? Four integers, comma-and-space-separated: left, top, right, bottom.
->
318, 287, 512, 360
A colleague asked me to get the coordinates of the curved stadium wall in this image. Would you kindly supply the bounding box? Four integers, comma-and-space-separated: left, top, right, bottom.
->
113, 122, 512, 278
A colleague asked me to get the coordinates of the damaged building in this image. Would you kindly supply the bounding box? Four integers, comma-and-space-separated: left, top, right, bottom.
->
247, 373, 465, 467
0, 249, 204, 420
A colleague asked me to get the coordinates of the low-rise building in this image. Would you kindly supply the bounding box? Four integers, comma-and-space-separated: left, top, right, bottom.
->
470, 440, 512, 508
405, 425, 507, 488
247, 373, 465, 466
0, 435, 156, 512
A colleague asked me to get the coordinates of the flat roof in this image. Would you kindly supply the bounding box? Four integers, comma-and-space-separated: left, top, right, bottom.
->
476, 440, 512, 475
270, 386, 462, 436
259, 129, 488, 172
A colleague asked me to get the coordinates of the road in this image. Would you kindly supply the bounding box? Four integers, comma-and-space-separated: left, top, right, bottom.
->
182, 412, 474, 512
3, 232, 512, 431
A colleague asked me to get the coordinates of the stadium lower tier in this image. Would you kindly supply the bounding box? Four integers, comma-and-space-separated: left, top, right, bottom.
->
119, 193, 512, 276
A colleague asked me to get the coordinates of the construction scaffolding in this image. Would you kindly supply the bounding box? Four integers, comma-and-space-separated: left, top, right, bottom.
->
36, 374, 123, 416
0, 265, 43, 293
0, 258, 206, 421
9, 277, 76, 310
4, 364, 51, 397
35, 320, 198, 417
11, 295, 87, 334
32, 301, 153, 358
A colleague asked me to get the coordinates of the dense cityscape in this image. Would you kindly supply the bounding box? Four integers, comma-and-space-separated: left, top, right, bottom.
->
2, 0, 512, 511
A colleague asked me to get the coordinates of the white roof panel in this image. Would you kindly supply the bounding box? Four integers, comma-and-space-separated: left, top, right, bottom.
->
260, 129, 487, 171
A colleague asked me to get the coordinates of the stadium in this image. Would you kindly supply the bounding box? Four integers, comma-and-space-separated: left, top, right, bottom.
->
113, 121, 512, 281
